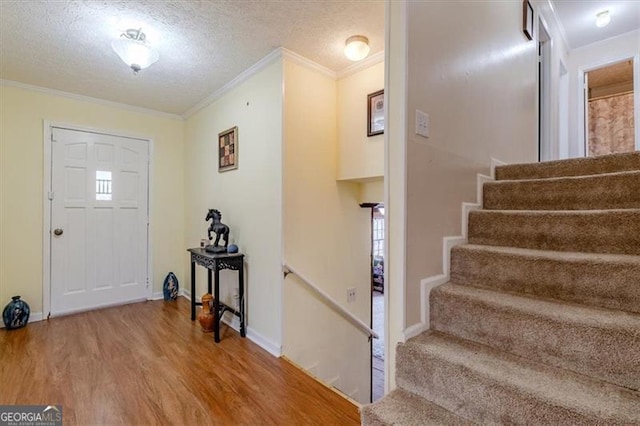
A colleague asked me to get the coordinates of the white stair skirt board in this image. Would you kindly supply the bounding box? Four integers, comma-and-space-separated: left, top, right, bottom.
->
404, 158, 506, 341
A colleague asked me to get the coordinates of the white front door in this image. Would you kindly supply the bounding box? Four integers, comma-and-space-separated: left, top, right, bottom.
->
50, 127, 149, 316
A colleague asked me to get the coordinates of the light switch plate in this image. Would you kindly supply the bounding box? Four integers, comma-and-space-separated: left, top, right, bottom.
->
416, 109, 429, 138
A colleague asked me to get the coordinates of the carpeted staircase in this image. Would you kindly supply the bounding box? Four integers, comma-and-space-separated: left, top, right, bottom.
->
361, 152, 640, 425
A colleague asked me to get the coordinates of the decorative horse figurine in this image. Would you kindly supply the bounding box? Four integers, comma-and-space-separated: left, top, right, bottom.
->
205, 209, 229, 253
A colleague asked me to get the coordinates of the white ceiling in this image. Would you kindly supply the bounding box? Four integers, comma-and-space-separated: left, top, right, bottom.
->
0, 1, 384, 115
552, 0, 640, 49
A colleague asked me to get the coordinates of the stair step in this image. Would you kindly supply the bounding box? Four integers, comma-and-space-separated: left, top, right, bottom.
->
361, 389, 473, 426
495, 151, 640, 181
468, 209, 640, 255
430, 283, 640, 390
397, 331, 640, 425
450, 244, 640, 314
484, 170, 640, 210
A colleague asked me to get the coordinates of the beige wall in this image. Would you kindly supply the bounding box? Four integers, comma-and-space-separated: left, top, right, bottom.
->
282, 59, 372, 403
404, 1, 538, 327
183, 61, 283, 349
0, 84, 185, 314
359, 179, 384, 204
337, 61, 385, 180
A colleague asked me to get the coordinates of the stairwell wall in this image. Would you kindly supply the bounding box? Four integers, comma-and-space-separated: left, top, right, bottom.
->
282, 58, 373, 404
403, 1, 538, 329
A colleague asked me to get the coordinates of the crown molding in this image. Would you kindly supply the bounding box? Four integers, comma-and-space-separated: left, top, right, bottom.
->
183, 47, 340, 119
0, 79, 183, 121
544, 0, 571, 52
336, 50, 385, 79
182, 48, 285, 119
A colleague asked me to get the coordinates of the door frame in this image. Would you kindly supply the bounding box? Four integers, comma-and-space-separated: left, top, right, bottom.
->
577, 53, 640, 157
42, 121, 154, 318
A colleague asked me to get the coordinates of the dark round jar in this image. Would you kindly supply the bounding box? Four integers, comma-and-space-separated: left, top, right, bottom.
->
2, 296, 30, 330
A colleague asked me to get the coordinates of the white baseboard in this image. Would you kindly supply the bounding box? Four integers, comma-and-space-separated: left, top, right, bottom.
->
403, 158, 504, 341
184, 291, 282, 357
0, 312, 44, 329
247, 327, 283, 357
152, 288, 187, 301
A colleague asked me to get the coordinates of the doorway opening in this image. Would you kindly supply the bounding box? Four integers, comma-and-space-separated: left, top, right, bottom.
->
360, 201, 385, 402
538, 17, 552, 161
584, 59, 635, 156
370, 204, 385, 402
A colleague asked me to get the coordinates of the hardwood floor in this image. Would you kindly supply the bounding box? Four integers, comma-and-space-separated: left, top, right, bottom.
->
0, 298, 360, 425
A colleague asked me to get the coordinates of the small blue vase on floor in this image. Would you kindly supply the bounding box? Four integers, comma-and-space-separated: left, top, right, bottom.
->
163, 272, 179, 301
2, 296, 30, 330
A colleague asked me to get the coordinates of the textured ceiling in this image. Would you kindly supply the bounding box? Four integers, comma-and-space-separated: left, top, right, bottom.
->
552, 0, 640, 49
0, 1, 384, 115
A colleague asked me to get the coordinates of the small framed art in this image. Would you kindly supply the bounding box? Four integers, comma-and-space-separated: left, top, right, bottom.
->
367, 89, 385, 137
218, 126, 238, 172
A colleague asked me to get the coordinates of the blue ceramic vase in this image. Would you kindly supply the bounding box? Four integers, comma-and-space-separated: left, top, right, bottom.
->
2, 296, 30, 330
163, 272, 179, 301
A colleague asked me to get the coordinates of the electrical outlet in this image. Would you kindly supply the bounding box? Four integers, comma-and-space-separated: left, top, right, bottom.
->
347, 287, 357, 303
416, 109, 429, 138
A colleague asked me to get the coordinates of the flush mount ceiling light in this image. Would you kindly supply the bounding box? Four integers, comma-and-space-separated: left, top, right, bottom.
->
111, 28, 159, 74
344, 35, 370, 61
595, 10, 611, 28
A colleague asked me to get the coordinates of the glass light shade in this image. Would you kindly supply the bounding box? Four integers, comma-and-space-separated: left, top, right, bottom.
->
595, 11, 610, 28
344, 35, 370, 61
111, 37, 159, 73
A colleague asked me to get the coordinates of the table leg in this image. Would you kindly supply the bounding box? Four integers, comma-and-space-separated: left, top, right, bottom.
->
214, 266, 220, 343
190, 259, 196, 321
207, 269, 212, 295
239, 264, 246, 337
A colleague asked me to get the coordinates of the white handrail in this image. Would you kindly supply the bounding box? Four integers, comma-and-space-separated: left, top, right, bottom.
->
283, 263, 379, 340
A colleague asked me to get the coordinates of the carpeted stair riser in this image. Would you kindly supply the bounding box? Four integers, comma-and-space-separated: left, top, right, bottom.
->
450, 244, 640, 314
360, 389, 473, 426
430, 283, 640, 390
396, 332, 640, 425
495, 151, 640, 180
483, 171, 640, 210
468, 209, 640, 255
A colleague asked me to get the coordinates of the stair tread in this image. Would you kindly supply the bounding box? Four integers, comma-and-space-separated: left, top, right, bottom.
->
361, 389, 473, 426
434, 282, 640, 328
489, 168, 640, 184
450, 243, 640, 314
455, 243, 640, 264
484, 170, 640, 210
406, 331, 640, 420
495, 151, 640, 180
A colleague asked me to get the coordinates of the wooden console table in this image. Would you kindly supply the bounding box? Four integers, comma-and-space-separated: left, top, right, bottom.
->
187, 248, 245, 342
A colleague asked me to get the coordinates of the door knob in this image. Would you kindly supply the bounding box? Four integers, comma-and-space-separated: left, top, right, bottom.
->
53, 228, 64, 236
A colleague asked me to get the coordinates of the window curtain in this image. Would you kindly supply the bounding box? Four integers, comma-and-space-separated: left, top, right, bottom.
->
588, 92, 635, 156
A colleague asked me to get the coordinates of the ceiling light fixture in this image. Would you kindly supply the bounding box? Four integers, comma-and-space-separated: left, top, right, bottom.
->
344, 35, 370, 62
111, 28, 159, 74
595, 10, 611, 28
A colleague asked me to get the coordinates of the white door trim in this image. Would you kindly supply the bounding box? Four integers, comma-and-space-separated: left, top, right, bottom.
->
42, 121, 153, 318
577, 53, 640, 157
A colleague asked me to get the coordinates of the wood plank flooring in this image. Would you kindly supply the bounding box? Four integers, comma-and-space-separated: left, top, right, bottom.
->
0, 298, 360, 425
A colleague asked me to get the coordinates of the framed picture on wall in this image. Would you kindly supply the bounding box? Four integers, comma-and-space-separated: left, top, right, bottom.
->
218, 126, 238, 172
367, 89, 385, 137
523, 0, 534, 41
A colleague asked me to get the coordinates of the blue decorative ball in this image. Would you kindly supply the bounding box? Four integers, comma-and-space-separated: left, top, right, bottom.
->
228, 244, 239, 253
3, 296, 30, 330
